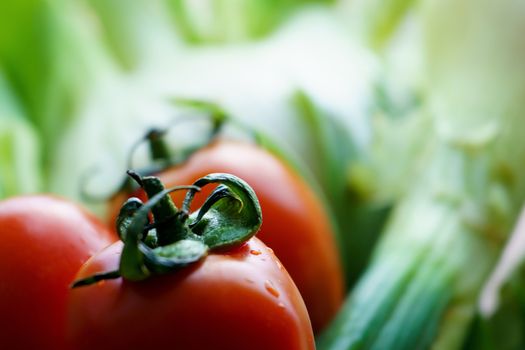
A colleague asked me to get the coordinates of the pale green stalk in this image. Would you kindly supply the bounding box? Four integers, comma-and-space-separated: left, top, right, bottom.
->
319, 0, 525, 348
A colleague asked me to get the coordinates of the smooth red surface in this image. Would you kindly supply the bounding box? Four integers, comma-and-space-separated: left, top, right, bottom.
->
110, 140, 344, 333
0, 195, 115, 350
68, 238, 315, 350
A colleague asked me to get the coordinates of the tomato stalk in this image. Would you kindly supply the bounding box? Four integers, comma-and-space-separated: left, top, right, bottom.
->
145, 129, 171, 164
73, 171, 262, 287
98, 100, 229, 201
126, 170, 187, 245
99, 99, 318, 211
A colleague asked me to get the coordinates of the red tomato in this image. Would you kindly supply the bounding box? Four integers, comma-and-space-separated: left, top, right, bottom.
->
68, 237, 315, 350
110, 140, 344, 333
0, 196, 115, 350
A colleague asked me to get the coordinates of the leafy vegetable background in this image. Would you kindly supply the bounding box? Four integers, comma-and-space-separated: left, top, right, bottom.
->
2, 0, 525, 348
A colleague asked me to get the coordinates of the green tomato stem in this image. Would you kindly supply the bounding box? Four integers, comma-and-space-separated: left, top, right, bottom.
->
146, 128, 171, 163
72, 171, 262, 288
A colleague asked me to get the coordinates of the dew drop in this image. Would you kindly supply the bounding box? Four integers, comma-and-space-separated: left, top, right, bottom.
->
265, 280, 280, 298
250, 249, 261, 256
266, 247, 274, 254
278, 302, 285, 309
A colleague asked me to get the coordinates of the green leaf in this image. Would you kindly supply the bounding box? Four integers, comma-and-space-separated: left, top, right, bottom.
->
293, 90, 392, 287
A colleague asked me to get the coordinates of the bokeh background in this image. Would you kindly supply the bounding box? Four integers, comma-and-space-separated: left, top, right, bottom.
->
1, 0, 525, 348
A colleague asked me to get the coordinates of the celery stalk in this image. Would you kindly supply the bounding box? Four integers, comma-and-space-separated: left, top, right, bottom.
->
319, 111, 525, 350
319, 0, 525, 348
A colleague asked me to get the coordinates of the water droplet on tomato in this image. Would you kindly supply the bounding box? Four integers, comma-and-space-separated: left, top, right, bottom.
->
278, 302, 285, 309
265, 280, 280, 298
250, 249, 261, 256
245, 278, 254, 284
266, 247, 274, 254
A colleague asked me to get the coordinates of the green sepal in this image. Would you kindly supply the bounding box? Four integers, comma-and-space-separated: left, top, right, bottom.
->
116, 197, 143, 240
184, 173, 262, 250
120, 239, 151, 281
142, 239, 208, 274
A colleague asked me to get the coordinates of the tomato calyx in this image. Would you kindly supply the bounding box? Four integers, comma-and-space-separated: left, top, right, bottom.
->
72, 171, 262, 288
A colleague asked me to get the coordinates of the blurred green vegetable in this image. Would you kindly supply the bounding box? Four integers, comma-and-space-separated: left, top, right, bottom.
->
341, 0, 418, 50
86, 0, 179, 70
466, 207, 525, 349
0, 0, 113, 180
294, 91, 392, 286
319, 0, 525, 348
0, 72, 41, 198
464, 273, 525, 350
165, 0, 335, 44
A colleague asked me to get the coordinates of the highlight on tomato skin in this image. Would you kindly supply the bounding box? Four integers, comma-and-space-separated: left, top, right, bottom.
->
0, 195, 116, 350
109, 139, 345, 334
67, 238, 315, 350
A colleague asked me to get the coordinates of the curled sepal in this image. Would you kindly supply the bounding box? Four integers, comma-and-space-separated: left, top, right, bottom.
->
184, 173, 262, 250
189, 184, 242, 227
141, 239, 208, 274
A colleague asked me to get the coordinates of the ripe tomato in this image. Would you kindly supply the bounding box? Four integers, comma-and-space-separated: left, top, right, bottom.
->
109, 140, 344, 333
0, 196, 115, 349
68, 237, 315, 350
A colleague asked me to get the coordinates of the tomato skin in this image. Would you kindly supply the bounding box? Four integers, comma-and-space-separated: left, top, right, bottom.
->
110, 140, 344, 333
0, 195, 115, 350
68, 238, 315, 350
